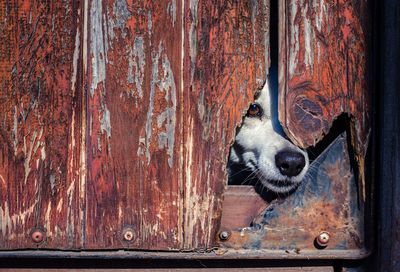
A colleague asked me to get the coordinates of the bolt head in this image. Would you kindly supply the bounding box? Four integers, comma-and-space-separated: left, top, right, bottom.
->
316, 231, 330, 246
123, 229, 134, 241
31, 229, 45, 244
219, 231, 231, 241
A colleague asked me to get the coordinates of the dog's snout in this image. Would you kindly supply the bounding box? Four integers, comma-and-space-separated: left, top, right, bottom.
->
275, 151, 306, 177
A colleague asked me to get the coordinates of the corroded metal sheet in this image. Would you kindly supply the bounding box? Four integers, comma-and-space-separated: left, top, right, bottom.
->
0, 1, 83, 249
219, 133, 367, 257
278, 0, 370, 198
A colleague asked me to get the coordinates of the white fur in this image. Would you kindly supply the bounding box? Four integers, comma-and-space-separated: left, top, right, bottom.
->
229, 81, 309, 193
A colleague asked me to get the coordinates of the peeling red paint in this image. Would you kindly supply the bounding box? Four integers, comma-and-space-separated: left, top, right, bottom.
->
279, 0, 370, 199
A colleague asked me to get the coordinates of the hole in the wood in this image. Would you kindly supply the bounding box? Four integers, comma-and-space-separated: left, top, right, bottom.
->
226, 0, 292, 203
307, 113, 354, 161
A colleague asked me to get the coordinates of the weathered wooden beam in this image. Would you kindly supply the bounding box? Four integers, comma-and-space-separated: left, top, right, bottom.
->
278, 0, 370, 199
183, 0, 270, 249
0, 1, 83, 249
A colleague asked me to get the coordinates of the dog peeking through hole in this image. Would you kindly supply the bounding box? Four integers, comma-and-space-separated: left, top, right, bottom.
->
228, 80, 309, 194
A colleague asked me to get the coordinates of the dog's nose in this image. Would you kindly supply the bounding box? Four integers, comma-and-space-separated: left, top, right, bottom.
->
275, 151, 306, 177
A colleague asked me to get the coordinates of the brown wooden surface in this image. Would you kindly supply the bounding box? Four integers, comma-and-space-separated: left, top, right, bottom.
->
84, 0, 183, 250
0, 0, 269, 251
220, 186, 268, 230
0, 1, 83, 249
183, 0, 270, 249
278, 0, 370, 198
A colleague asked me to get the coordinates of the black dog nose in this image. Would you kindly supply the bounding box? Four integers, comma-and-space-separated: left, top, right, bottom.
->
275, 151, 306, 177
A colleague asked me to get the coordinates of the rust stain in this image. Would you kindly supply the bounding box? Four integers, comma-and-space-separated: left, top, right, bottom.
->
221, 133, 364, 252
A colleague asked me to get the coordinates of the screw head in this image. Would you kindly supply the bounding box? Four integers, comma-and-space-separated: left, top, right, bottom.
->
316, 231, 330, 247
219, 230, 231, 241
31, 229, 45, 244
123, 229, 134, 242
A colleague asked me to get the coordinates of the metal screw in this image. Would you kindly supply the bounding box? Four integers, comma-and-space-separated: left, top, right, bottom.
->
316, 231, 330, 247
219, 231, 231, 241
31, 229, 45, 244
123, 229, 134, 242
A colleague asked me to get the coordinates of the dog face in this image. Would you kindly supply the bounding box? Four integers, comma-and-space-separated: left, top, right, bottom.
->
229, 81, 309, 193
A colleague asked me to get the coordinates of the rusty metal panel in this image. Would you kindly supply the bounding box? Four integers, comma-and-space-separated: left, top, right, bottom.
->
219, 133, 369, 258
278, 0, 370, 199
0, 1, 83, 249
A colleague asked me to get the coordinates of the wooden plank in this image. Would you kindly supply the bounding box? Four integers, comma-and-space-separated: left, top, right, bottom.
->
0, 0, 270, 251
278, 0, 370, 199
84, 0, 183, 249
183, 0, 270, 249
0, 1, 83, 249
220, 186, 268, 230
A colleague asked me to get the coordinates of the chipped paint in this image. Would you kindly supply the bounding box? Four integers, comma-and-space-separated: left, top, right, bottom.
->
263, 0, 270, 74
49, 174, 56, 195
143, 44, 160, 164
156, 54, 177, 167
66, 177, 75, 244
99, 106, 111, 138
127, 36, 145, 99
289, 1, 299, 75
71, 29, 80, 96
90, 0, 107, 96
189, 0, 199, 83
196, 89, 212, 140
148, 11, 153, 38
108, 0, 131, 40
167, 0, 177, 26
184, 116, 194, 248
251, 0, 259, 49
142, 42, 177, 167
302, 2, 313, 69
1, 0, 269, 250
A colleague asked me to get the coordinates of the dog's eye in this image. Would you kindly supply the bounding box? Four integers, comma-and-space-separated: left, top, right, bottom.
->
247, 103, 263, 118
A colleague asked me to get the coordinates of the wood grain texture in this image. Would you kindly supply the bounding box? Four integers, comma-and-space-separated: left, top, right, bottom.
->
278, 0, 370, 198
0, 0, 269, 251
183, 0, 269, 249
0, 1, 83, 249
84, 0, 183, 250
220, 186, 268, 230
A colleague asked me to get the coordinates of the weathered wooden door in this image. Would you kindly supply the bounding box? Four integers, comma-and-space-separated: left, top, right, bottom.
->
0, 0, 269, 250
0, 0, 371, 260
